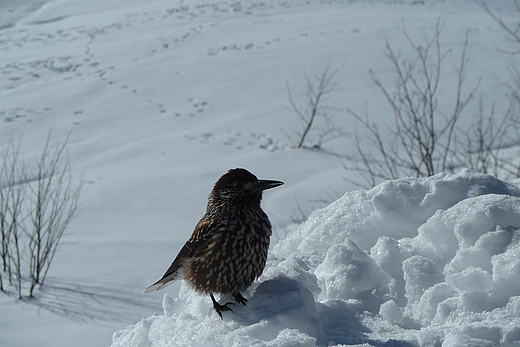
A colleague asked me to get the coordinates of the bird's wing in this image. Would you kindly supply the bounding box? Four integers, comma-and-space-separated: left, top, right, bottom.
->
143, 219, 212, 293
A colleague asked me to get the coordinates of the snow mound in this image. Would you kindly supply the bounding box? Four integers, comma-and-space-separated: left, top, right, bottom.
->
112, 170, 520, 347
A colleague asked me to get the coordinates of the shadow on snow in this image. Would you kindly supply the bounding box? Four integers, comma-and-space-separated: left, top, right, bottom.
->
16, 277, 161, 323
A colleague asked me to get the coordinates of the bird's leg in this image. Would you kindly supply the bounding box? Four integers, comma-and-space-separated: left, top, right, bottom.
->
233, 292, 248, 305
210, 294, 234, 319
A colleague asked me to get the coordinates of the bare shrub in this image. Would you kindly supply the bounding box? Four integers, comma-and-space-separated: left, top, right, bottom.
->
26, 134, 82, 296
344, 23, 481, 188
286, 14, 520, 188
287, 65, 344, 149
0, 134, 81, 298
453, 96, 520, 178
0, 140, 27, 296
474, 1, 520, 176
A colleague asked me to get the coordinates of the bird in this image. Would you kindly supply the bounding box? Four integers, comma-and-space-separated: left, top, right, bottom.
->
144, 168, 283, 318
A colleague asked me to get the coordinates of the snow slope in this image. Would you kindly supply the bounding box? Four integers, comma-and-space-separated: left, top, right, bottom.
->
0, 0, 519, 346
113, 171, 520, 347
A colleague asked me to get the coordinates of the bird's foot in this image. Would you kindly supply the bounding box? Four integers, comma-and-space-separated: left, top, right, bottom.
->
211, 294, 234, 319
233, 292, 248, 305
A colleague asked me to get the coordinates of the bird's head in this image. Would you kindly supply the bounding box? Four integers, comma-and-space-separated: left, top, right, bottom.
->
210, 168, 283, 208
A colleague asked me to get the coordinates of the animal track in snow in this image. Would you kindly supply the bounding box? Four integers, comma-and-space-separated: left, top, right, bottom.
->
0, 106, 52, 123
0, 56, 83, 91
174, 98, 209, 117
185, 130, 282, 151
205, 27, 346, 57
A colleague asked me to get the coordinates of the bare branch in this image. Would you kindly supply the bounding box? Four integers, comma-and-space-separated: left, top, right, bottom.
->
478, 0, 520, 54
287, 64, 344, 149
345, 23, 482, 186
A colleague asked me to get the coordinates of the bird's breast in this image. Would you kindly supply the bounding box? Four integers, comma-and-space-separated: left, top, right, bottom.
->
183, 213, 272, 295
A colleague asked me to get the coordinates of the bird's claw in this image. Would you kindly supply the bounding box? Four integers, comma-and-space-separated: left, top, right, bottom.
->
211, 294, 235, 319
214, 301, 234, 319
233, 292, 248, 305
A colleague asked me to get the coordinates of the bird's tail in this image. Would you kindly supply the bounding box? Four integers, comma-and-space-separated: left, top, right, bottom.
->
143, 243, 191, 293
143, 269, 182, 293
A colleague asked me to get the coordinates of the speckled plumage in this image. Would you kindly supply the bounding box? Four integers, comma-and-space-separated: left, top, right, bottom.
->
144, 168, 283, 318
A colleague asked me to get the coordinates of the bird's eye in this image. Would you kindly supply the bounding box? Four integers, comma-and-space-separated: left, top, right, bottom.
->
234, 181, 244, 189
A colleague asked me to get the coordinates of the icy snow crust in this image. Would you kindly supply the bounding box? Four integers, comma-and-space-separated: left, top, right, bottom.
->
112, 170, 520, 347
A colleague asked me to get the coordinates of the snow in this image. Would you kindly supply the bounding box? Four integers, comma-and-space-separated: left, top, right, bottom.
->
1, 0, 520, 346
112, 170, 520, 347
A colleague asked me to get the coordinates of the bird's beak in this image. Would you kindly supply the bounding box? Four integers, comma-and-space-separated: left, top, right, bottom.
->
252, 179, 284, 192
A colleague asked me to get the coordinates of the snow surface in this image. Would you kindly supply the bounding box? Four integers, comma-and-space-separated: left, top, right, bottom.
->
1, 0, 520, 346
112, 170, 520, 347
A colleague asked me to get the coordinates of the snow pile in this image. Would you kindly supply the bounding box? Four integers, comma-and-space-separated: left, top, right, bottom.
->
112, 170, 520, 347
